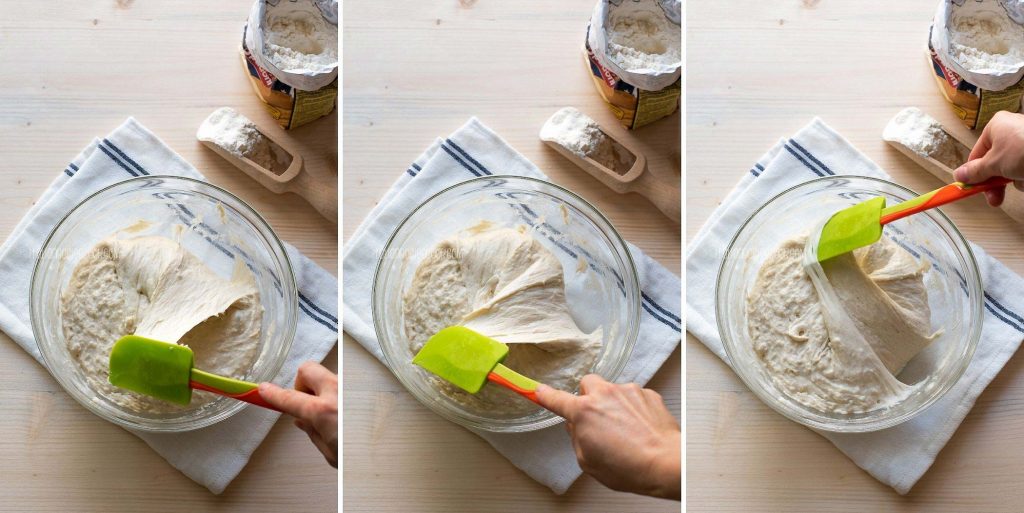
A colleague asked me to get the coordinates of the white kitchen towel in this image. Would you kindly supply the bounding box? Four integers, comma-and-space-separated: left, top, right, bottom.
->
342, 117, 681, 494
686, 118, 1024, 495
0, 118, 339, 494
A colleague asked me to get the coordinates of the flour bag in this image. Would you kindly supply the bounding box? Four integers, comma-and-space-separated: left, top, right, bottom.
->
929, 0, 1024, 129
585, 0, 681, 129
242, 0, 338, 130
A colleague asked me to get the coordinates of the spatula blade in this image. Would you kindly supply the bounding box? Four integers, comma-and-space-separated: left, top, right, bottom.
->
816, 196, 886, 262
412, 326, 508, 394
109, 335, 194, 405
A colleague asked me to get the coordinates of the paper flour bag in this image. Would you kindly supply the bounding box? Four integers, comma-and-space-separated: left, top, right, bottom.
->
242, 0, 338, 130
584, 0, 681, 129
929, 0, 1024, 129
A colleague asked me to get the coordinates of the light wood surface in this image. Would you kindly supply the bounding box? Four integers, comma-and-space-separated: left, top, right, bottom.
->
343, 1, 680, 511
0, 1, 337, 510
688, 1, 1024, 511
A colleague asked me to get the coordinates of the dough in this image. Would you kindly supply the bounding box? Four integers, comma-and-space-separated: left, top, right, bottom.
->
61, 236, 262, 413
746, 236, 935, 414
403, 226, 602, 417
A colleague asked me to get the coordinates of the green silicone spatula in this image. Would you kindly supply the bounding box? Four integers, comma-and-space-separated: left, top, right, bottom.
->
412, 326, 542, 405
816, 177, 1011, 262
108, 335, 279, 411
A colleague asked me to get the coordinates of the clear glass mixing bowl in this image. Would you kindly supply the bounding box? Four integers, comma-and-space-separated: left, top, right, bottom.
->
717, 176, 982, 432
31, 176, 297, 432
373, 176, 640, 433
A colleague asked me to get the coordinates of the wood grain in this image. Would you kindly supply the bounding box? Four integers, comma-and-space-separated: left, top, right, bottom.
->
0, 1, 337, 510
342, 1, 680, 511
688, 1, 1024, 511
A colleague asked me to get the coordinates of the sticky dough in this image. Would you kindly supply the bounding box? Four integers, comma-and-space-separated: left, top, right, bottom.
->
403, 226, 602, 417
61, 236, 262, 413
746, 236, 935, 414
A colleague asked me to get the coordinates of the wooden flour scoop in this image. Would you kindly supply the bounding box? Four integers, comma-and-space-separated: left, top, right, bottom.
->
198, 111, 337, 224
884, 109, 1024, 225
542, 123, 680, 223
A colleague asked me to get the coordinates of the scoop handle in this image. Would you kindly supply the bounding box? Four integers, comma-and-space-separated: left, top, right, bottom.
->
190, 368, 281, 412
487, 364, 541, 405
880, 177, 1012, 225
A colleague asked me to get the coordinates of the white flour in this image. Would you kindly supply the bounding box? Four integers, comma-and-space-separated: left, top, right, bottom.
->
949, 1, 1024, 73
883, 107, 967, 169
606, 0, 681, 71
197, 107, 290, 173
540, 107, 635, 173
263, 9, 338, 72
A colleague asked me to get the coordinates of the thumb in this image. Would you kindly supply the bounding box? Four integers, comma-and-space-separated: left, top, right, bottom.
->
259, 382, 313, 419
955, 156, 1002, 184
535, 384, 580, 420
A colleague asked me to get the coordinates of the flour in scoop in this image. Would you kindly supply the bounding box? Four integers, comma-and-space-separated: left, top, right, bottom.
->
61, 236, 263, 413
883, 107, 968, 169
197, 107, 291, 173
540, 107, 636, 173
606, 0, 681, 71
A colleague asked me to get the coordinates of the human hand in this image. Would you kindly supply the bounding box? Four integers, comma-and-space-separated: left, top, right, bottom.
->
259, 361, 338, 468
954, 110, 1024, 206
535, 375, 680, 500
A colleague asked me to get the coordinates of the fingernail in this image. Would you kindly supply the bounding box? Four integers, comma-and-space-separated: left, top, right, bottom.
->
258, 382, 272, 393
953, 165, 966, 181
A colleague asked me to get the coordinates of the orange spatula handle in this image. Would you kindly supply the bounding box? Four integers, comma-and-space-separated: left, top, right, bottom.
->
488, 364, 541, 405
189, 379, 281, 412
880, 177, 1012, 225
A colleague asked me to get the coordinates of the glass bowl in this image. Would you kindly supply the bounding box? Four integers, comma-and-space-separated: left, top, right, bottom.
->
717, 176, 982, 432
373, 176, 640, 433
31, 176, 297, 432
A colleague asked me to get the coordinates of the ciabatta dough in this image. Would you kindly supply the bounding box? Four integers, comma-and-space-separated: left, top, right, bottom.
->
61, 236, 262, 413
746, 236, 935, 414
403, 226, 602, 417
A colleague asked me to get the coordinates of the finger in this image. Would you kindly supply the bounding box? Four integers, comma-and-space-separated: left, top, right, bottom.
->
259, 382, 314, 419
295, 361, 337, 396
955, 157, 1000, 184
579, 374, 611, 394
306, 430, 338, 468
535, 384, 580, 420
968, 126, 993, 162
985, 187, 1006, 207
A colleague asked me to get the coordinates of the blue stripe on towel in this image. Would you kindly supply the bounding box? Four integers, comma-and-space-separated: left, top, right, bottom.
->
446, 139, 492, 176
789, 139, 835, 176
783, 144, 824, 177
440, 144, 482, 177
99, 144, 139, 177
103, 139, 149, 176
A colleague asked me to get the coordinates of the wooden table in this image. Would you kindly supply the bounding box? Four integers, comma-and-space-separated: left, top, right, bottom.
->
343, 1, 680, 511
688, 1, 1024, 510
0, 1, 337, 510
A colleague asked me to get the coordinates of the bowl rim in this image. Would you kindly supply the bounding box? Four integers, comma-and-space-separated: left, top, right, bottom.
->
372, 175, 641, 433
715, 175, 982, 433
31, 175, 298, 432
